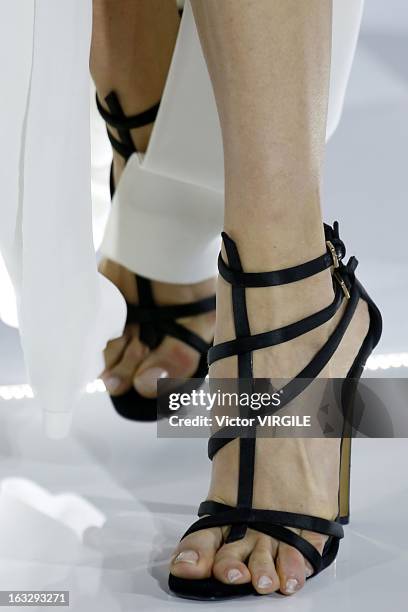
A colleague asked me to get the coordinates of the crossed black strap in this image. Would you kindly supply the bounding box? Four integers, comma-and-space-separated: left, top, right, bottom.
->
127, 275, 215, 353
182, 502, 343, 575
180, 222, 361, 575
96, 92, 160, 163
96, 91, 216, 356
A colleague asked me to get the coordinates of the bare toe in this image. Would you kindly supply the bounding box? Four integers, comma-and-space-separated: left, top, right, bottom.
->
212, 531, 256, 585
103, 334, 128, 372
276, 539, 306, 595
247, 535, 280, 594
133, 336, 201, 398
104, 336, 148, 395
170, 528, 222, 580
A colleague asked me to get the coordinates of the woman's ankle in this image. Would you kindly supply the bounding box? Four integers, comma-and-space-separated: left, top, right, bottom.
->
218, 214, 335, 335
224, 201, 326, 271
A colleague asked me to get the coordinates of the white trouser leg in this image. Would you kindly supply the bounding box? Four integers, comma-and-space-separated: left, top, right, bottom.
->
0, 1, 126, 437
100, 0, 364, 284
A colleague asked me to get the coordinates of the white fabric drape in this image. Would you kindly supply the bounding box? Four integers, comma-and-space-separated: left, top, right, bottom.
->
0, 0, 363, 437
0, 1, 125, 438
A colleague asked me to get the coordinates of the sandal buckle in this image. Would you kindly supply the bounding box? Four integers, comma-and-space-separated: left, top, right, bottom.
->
326, 241, 340, 268
334, 271, 351, 300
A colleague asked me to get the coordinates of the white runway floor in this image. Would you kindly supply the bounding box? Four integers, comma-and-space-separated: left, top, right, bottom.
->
0, 3, 408, 611
0, 393, 407, 612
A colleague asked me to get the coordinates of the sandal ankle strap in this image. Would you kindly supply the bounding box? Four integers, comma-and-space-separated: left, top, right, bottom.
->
218, 222, 346, 288
96, 92, 160, 131
210, 222, 357, 370
96, 91, 160, 161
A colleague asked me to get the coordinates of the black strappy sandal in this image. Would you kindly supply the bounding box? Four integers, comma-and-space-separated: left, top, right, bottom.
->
96, 92, 215, 421
169, 222, 382, 599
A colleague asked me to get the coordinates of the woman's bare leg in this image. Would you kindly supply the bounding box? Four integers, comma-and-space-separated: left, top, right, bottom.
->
91, 1, 215, 398
170, 0, 369, 595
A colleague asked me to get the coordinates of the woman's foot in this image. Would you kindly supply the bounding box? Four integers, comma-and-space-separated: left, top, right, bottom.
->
100, 259, 215, 398
170, 262, 370, 595
97, 90, 216, 402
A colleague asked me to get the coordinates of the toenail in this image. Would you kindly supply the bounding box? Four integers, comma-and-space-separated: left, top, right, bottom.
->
103, 376, 121, 392
134, 367, 169, 395
285, 578, 299, 594
173, 550, 199, 565
227, 568, 243, 583
257, 575, 273, 589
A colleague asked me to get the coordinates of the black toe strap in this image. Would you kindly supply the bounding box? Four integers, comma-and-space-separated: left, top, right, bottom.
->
161, 320, 211, 354
127, 296, 216, 326
126, 274, 214, 354
198, 501, 344, 538
181, 501, 343, 575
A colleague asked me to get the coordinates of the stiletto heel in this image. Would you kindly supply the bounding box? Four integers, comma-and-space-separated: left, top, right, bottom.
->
169, 221, 382, 599
96, 93, 215, 421
339, 435, 352, 524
